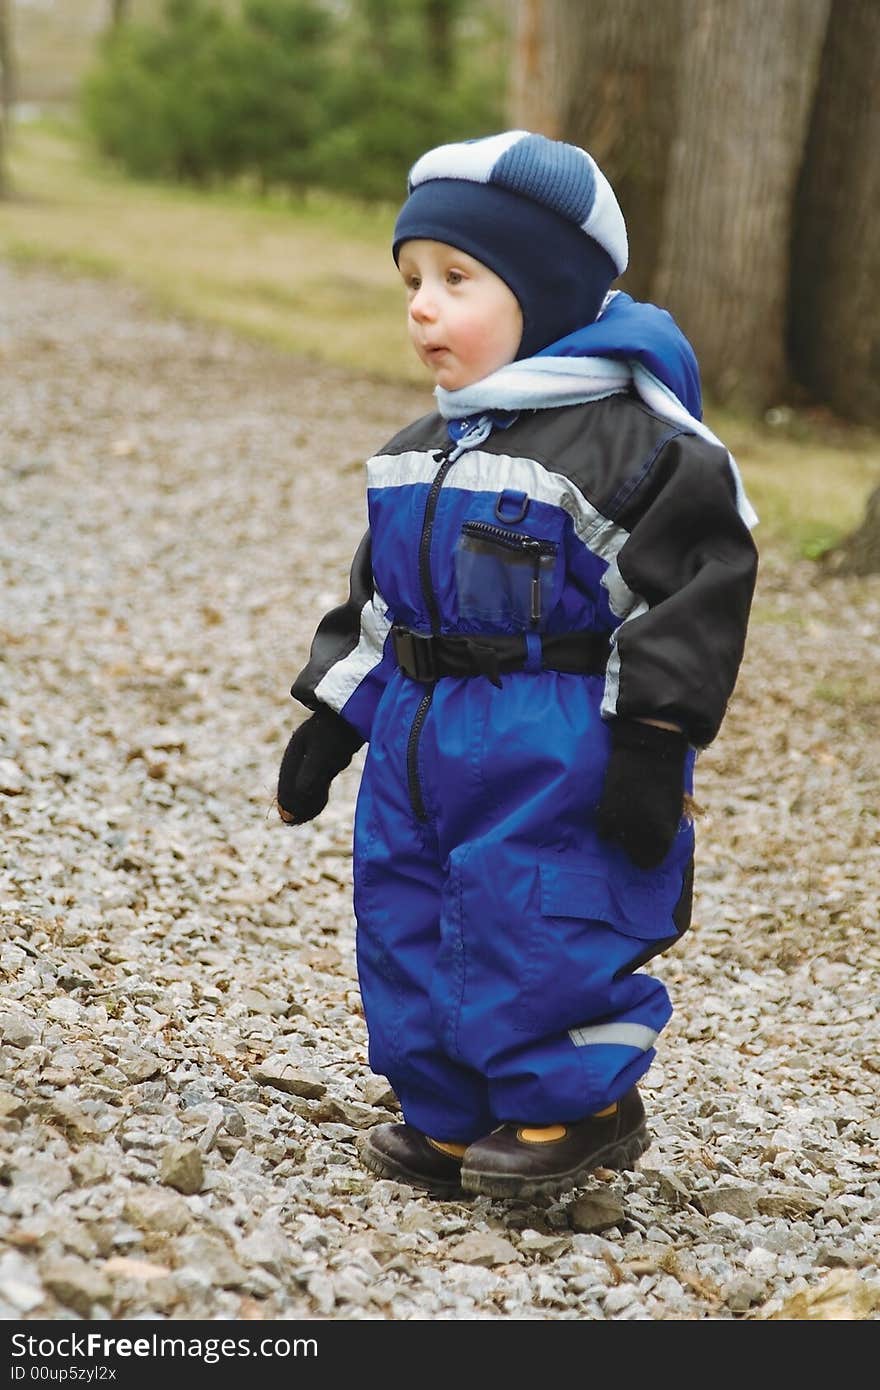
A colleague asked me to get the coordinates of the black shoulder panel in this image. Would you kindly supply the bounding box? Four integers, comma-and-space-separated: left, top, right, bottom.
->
375, 410, 448, 457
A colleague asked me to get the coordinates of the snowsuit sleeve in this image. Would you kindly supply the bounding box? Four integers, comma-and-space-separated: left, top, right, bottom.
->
600, 433, 758, 747
290, 528, 396, 743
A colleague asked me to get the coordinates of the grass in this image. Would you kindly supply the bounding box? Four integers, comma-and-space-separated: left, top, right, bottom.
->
3, 120, 416, 381
708, 406, 879, 558
3, 119, 879, 557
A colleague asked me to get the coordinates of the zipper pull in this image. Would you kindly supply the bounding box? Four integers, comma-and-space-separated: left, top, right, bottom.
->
525, 540, 542, 623
530, 576, 542, 624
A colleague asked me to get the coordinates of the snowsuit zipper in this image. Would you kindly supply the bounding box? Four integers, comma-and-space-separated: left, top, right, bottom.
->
407, 448, 456, 821
406, 690, 433, 822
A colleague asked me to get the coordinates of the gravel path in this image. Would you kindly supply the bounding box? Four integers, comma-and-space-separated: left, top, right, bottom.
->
1, 262, 878, 1322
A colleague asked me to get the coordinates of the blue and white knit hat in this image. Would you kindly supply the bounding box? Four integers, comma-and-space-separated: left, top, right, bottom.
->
393, 130, 629, 359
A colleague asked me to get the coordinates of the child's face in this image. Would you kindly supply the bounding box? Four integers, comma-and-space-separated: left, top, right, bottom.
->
398, 240, 523, 391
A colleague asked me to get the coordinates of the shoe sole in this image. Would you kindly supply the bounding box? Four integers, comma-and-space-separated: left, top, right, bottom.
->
357, 1135, 464, 1198
459, 1121, 650, 1200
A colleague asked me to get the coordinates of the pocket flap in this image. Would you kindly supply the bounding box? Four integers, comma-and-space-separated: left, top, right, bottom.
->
539, 860, 681, 940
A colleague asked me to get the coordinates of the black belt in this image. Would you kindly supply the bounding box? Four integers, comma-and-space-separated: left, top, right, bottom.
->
391, 625, 610, 688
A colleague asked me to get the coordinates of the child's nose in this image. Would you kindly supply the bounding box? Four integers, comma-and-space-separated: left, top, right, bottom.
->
410, 287, 437, 322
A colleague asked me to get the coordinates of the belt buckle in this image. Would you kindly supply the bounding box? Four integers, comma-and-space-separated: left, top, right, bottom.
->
393, 626, 437, 683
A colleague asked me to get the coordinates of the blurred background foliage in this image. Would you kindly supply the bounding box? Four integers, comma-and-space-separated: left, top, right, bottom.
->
80, 0, 506, 200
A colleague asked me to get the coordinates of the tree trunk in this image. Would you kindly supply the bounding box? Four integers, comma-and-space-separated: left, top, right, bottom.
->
109, 0, 131, 28
509, 0, 683, 301
788, 0, 880, 425
824, 484, 880, 576
509, 0, 562, 141
424, 0, 458, 80
0, 0, 13, 199
653, 0, 829, 410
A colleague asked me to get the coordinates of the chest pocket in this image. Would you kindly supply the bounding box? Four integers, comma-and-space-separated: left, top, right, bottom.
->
454, 519, 561, 632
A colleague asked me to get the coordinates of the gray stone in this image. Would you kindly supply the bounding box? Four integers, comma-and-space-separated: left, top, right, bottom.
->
758, 1187, 824, 1219
0, 758, 25, 794
40, 1256, 112, 1317
815, 1241, 874, 1270
119, 1053, 163, 1084
240, 989, 287, 1016
569, 1191, 627, 1234
39, 1098, 100, 1141
0, 1014, 39, 1049
174, 1234, 247, 1290
0, 1252, 45, 1313
159, 1143, 205, 1195
238, 1227, 293, 1277
222, 1106, 247, 1137
362, 1077, 399, 1109
123, 1188, 191, 1235
12, 1157, 73, 1201
724, 1275, 767, 1312
448, 1233, 519, 1267
180, 1085, 215, 1109
518, 1231, 571, 1259
603, 1283, 638, 1313
650, 1171, 693, 1209
696, 1185, 761, 1220
251, 1058, 327, 1099
0, 1092, 28, 1120
0, 1276, 44, 1312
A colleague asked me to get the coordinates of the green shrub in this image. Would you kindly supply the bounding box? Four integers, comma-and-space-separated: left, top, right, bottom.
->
82, 0, 336, 187
80, 0, 505, 200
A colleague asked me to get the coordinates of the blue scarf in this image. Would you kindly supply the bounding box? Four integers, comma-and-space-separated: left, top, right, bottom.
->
537, 291, 702, 418
437, 292, 757, 529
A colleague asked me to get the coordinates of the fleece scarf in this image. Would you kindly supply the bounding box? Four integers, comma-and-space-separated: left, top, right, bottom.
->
436, 292, 758, 530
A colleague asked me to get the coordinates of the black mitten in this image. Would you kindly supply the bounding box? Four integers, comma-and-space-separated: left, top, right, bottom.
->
596, 719, 688, 869
277, 706, 364, 825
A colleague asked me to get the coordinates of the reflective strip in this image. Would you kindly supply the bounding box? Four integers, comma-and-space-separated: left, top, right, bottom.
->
314, 592, 391, 713
368, 448, 632, 563
568, 1021, 658, 1051
600, 565, 649, 720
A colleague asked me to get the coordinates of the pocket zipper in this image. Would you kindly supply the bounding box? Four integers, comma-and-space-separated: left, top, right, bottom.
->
461, 520, 557, 624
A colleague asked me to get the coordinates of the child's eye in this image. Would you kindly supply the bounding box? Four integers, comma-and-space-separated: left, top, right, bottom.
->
447, 270, 464, 285
404, 274, 421, 292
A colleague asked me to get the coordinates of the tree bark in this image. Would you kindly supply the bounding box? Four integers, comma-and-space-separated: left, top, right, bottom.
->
0, 0, 13, 199
653, 0, 829, 410
509, 0, 683, 301
788, 0, 880, 425
823, 484, 880, 576
424, 0, 458, 80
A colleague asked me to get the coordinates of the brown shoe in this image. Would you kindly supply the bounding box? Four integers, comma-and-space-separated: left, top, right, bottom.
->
460, 1087, 650, 1200
358, 1123, 466, 1197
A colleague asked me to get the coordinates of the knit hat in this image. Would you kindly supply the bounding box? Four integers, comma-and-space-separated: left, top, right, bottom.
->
392, 130, 628, 360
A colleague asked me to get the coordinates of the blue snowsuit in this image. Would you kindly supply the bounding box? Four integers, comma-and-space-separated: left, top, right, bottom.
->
291, 392, 757, 1143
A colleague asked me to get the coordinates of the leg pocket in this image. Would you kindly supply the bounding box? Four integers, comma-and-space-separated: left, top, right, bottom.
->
539, 854, 692, 942
521, 854, 691, 1036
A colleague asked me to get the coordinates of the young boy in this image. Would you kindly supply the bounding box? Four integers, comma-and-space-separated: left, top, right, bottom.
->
277, 131, 758, 1201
